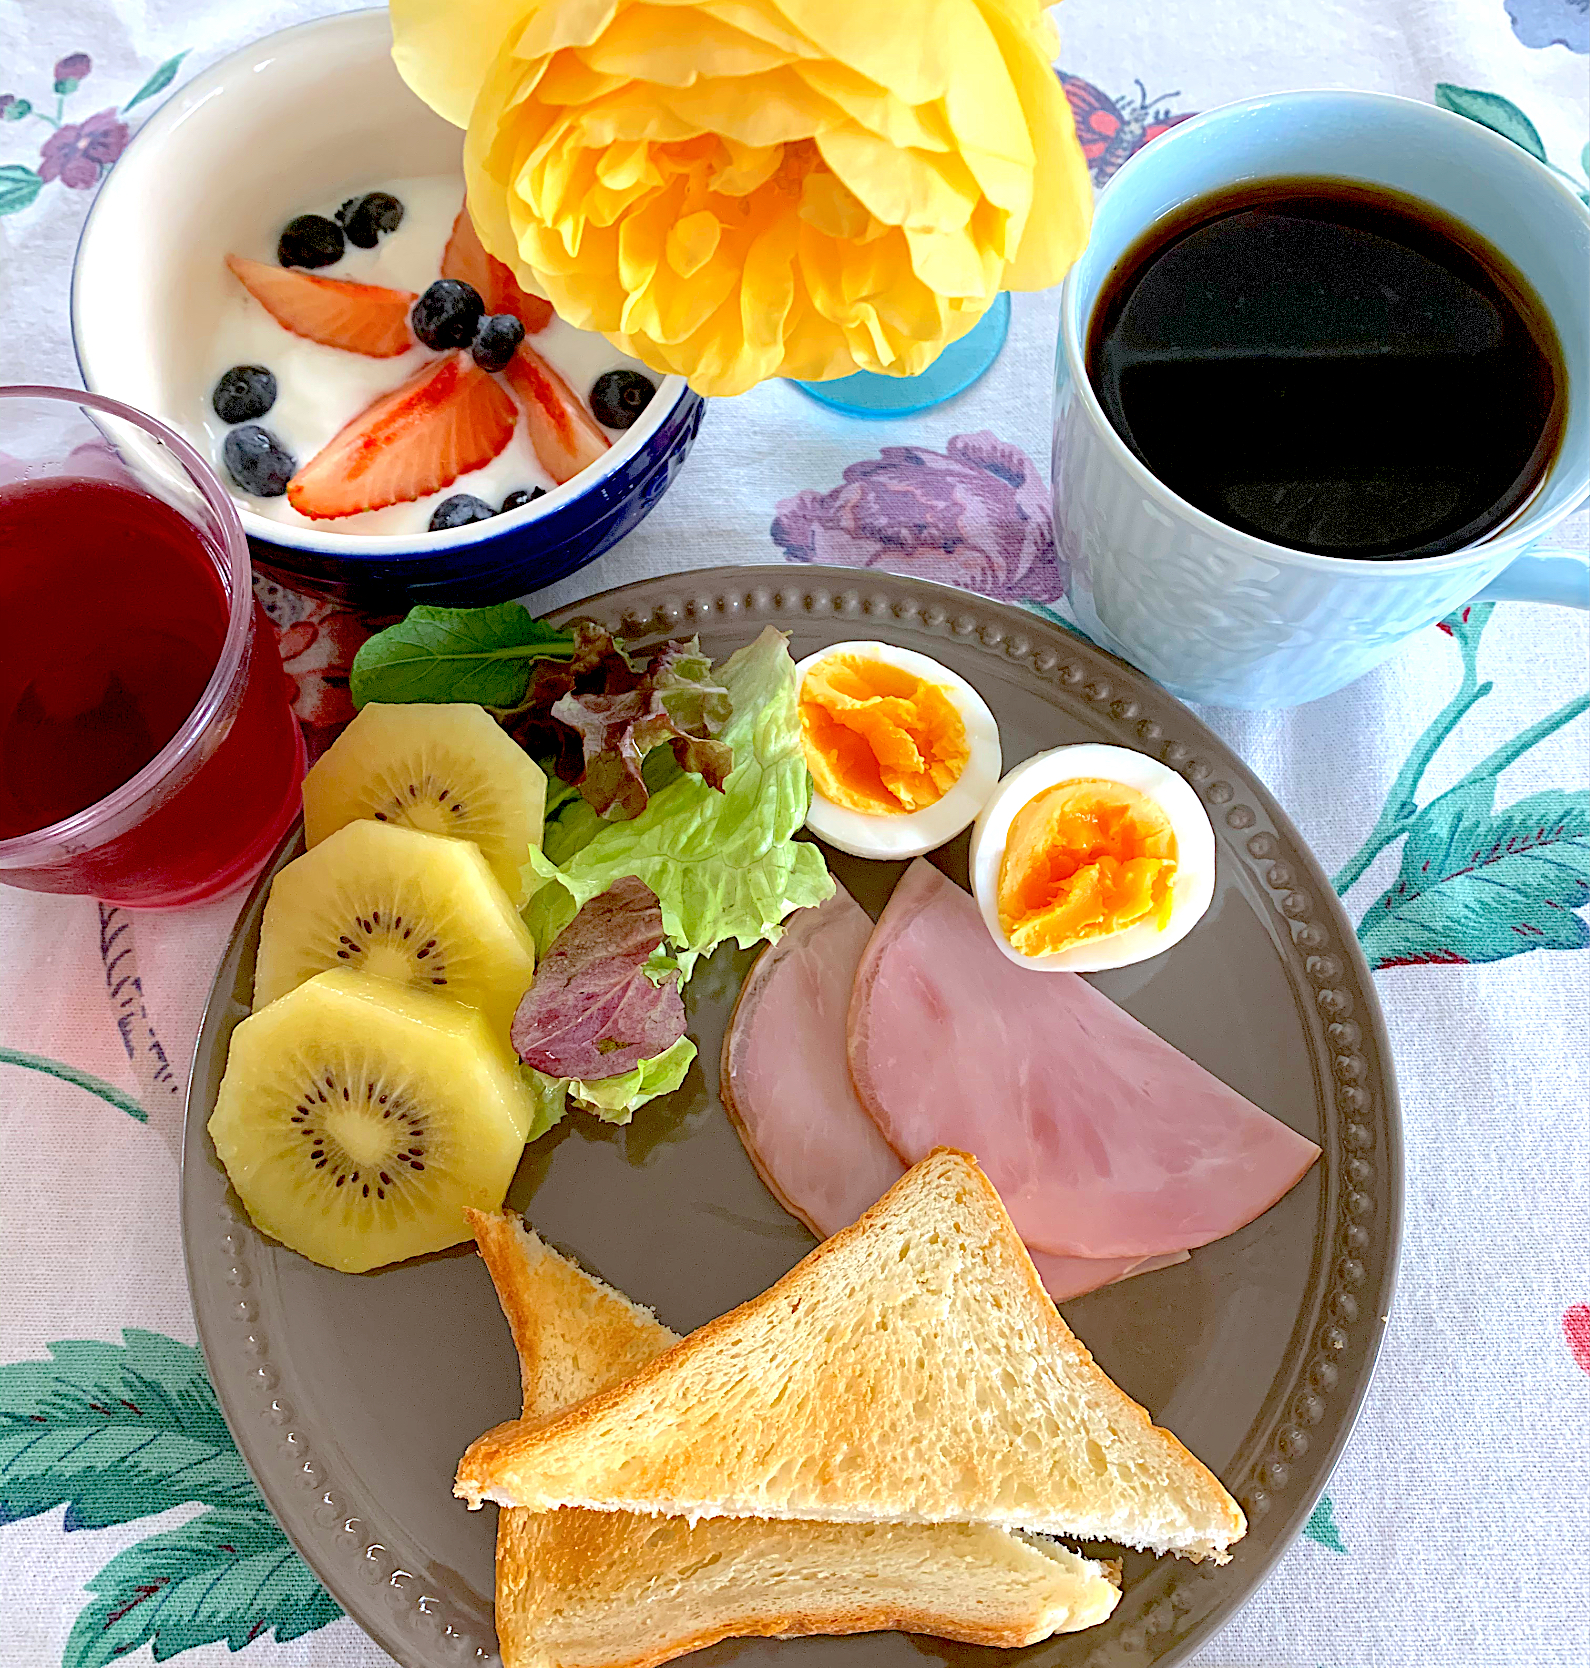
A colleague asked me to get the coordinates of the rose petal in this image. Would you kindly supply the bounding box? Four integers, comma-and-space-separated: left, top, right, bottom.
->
817, 128, 978, 232
699, 0, 826, 55
660, 67, 838, 145
580, 6, 798, 82
537, 53, 630, 105
512, 0, 623, 61
777, 0, 962, 103
389, 0, 526, 127
795, 59, 954, 152
667, 209, 722, 276
710, 136, 784, 195
979, 0, 1092, 288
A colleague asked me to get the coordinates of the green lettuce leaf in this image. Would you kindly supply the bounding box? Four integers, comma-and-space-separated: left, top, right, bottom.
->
569, 1035, 697, 1124
542, 750, 678, 867
522, 627, 833, 979
522, 1035, 696, 1131
520, 1065, 573, 1142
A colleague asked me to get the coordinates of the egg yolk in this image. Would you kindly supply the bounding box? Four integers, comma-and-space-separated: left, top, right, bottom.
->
799, 655, 969, 816
997, 778, 1178, 956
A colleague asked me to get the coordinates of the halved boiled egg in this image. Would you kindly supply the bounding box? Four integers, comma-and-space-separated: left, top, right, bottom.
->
968, 742, 1215, 972
795, 642, 1002, 860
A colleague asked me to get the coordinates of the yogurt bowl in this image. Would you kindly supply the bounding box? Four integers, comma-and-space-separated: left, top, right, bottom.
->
72, 8, 705, 612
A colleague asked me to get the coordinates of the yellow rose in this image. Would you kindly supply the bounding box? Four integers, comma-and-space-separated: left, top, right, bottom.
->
392, 0, 1091, 397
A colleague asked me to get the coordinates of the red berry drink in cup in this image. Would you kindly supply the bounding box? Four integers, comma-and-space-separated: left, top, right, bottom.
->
0, 387, 304, 907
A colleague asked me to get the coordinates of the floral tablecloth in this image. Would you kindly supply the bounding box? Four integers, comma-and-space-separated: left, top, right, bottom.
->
2, 2, 1587, 1666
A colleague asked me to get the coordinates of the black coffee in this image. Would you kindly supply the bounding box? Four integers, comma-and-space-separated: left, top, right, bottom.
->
1086, 178, 1567, 560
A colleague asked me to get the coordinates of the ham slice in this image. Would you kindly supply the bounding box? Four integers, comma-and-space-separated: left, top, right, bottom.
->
1033, 1248, 1190, 1302
721, 883, 1187, 1303
847, 860, 1321, 1260
721, 886, 907, 1240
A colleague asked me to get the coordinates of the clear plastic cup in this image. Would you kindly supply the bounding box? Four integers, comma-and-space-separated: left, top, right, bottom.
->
0, 386, 305, 906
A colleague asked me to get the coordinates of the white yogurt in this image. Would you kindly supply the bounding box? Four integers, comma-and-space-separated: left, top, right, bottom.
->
186, 174, 653, 535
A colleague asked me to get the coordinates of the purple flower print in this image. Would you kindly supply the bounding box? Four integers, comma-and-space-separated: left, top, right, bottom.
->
1506, 0, 1589, 51
38, 107, 129, 189
771, 432, 1062, 603
54, 53, 93, 87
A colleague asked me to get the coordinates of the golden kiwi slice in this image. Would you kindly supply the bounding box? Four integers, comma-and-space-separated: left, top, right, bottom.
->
302, 703, 546, 906
254, 820, 535, 1034
208, 969, 535, 1272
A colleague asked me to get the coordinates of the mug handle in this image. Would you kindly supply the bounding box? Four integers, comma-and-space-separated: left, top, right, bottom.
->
1474, 545, 1590, 609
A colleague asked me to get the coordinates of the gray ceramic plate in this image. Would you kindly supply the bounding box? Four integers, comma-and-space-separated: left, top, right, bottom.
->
184, 567, 1401, 1668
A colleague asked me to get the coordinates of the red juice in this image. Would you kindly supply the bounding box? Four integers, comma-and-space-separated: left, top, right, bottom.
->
0, 474, 304, 905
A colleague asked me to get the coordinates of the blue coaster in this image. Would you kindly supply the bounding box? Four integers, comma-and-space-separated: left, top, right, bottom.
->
792, 293, 1012, 417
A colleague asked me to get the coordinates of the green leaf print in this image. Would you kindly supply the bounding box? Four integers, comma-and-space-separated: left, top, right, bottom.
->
1303, 1492, 1347, 1553
121, 52, 189, 114
1433, 84, 1548, 161
0, 1332, 342, 1664
1433, 82, 1589, 203
0, 1047, 146, 1123
63, 1508, 340, 1668
1358, 784, 1590, 967
0, 1332, 253, 1529
1335, 606, 1590, 968
0, 163, 45, 217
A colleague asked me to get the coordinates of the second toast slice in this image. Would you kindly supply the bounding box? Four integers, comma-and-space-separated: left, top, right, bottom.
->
469, 1209, 1119, 1668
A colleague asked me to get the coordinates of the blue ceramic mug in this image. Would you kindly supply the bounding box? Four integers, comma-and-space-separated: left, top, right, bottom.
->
1052, 91, 1590, 709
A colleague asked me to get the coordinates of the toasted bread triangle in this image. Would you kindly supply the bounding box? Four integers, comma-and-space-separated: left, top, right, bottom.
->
458, 1151, 1245, 1563
467, 1210, 1119, 1668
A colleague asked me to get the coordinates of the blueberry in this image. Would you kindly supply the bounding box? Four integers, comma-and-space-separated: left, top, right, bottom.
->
337, 191, 405, 249
411, 279, 485, 351
501, 487, 546, 512
589, 369, 657, 430
471, 313, 526, 373
277, 214, 344, 269
428, 493, 497, 530
223, 426, 296, 498
211, 365, 277, 424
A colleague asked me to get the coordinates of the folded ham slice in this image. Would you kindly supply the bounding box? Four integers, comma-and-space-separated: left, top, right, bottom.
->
721, 886, 902, 1241
847, 860, 1321, 1260
721, 882, 1188, 1303
1033, 1248, 1190, 1303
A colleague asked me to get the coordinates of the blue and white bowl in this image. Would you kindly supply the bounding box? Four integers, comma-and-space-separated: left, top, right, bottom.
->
71, 8, 705, 612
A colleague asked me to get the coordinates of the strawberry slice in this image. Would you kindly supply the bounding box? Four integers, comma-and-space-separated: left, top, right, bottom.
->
225, 255, 416, 358
503, 341, 611, 486
439, 208, 495, 299
287, 352, 517, 519
441, 207, 554, 336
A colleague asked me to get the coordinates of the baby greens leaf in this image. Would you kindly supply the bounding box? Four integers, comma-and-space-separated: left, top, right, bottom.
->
551, 638, 733, 819
510, 876, 687, 1080
349, 603, 574, 709
507, 628, 732, 820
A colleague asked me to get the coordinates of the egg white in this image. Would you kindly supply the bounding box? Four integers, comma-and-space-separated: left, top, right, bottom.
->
968, 742, 1216, 973
796, 642, 1002, 860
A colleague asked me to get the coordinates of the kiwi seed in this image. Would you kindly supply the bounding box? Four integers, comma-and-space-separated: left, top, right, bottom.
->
288, 1074, 428, 1200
